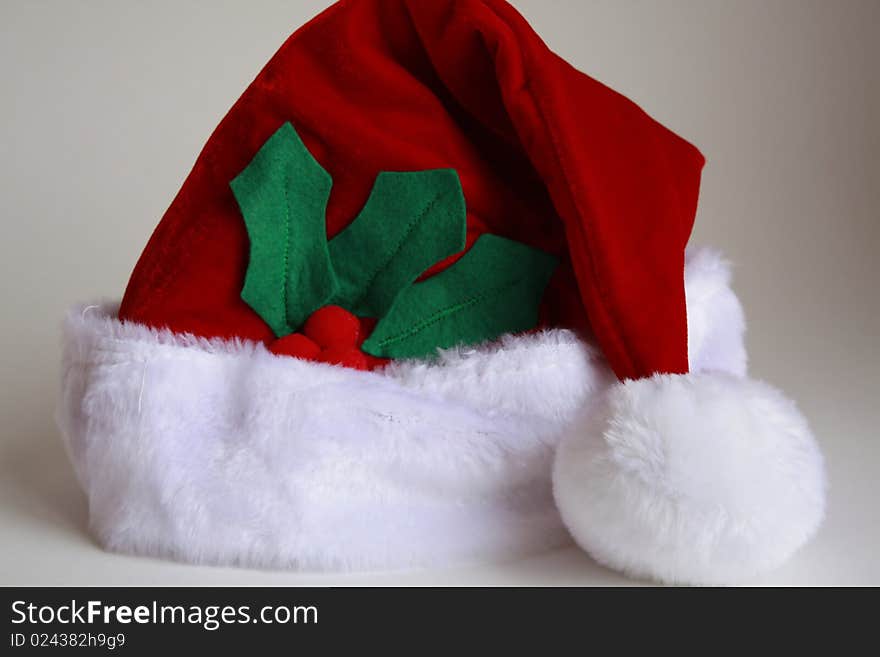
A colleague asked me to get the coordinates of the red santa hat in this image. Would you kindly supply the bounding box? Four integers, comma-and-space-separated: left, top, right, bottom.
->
58, 0, 825, 584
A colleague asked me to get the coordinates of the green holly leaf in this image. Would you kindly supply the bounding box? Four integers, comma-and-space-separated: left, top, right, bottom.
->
230, 122, 338, 337
361, 235, 558, 360
328, 169, 466, 318
232, 122, 554, 359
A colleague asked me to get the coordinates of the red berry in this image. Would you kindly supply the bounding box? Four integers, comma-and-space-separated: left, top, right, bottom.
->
269, 333, 321, 361
318, 347, 369, 371
304, 305, 360, 349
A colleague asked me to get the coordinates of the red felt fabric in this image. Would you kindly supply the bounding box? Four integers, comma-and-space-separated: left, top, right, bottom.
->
269, 333, 321, 361
119, 0, 704, 381
304, 305, 361, 349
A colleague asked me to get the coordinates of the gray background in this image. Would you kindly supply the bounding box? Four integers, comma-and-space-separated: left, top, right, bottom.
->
1, 0, 877, 585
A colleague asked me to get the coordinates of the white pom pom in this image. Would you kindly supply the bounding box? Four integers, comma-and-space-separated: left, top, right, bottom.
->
553, 372, 826, 585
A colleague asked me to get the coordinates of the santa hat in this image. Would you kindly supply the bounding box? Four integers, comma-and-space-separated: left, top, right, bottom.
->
58, 0, 825, 584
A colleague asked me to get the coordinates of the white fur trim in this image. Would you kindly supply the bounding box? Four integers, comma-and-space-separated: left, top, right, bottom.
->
552, 372, 826, 585
58, 304, 602, 570
57, 247, 755, 572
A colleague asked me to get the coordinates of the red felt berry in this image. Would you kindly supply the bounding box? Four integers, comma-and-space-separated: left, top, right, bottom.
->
318, 347, 369, 371
269, 333, 321, 361
304, 305, 360, 349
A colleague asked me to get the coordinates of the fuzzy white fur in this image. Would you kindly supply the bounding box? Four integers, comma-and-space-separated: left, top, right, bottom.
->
58, 306, 600, 570
57, 248, 774, 573
552, 373, 826, 585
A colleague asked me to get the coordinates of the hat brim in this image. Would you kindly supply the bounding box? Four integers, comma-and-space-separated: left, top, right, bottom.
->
58, 309, 600, 570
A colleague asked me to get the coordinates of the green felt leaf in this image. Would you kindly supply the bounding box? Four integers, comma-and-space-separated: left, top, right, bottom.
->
361, 235, 558, 360
328, 169, 467, 318
231, 122, 338, 337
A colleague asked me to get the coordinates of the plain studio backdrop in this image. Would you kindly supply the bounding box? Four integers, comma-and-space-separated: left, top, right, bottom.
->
1, 0, 877, 585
